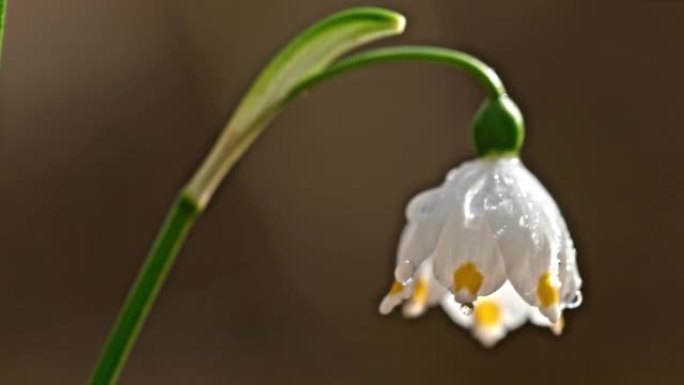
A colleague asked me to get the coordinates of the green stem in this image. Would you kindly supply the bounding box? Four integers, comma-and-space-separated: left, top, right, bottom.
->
1, 0, 7, 62
90, 194, 199, 385
291, 46, 523, 156
290, 45, 506, 100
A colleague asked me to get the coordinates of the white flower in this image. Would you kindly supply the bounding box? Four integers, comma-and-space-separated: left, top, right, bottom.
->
379, 156, 583, 346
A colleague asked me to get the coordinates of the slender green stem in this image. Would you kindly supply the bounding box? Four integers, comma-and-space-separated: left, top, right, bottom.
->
1, 0, 7, 62
290, 45, 506, 100
90, 194, 199, 385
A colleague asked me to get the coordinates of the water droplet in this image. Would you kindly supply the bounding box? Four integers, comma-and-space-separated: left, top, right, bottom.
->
518, 215, 528, 227
394, 260, 415, 285
566, 291, 583, 309
460, 302, 474, 316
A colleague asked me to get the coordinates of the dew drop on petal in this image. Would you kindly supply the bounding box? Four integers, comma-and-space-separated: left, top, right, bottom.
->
394, 260, 415, 285
566, 291, 583, 309
460, 302, 474, 316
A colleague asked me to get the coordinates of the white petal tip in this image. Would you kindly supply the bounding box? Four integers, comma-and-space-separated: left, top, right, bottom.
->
474, 326, 505, 348
551, 316, 565, 336
379, 295, 402, 315
402, 302, 426, 318
540, 305, 561, 324
378, 301, 393, 316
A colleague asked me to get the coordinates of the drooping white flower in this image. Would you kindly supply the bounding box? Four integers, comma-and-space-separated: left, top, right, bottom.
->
379, 156, 582, 346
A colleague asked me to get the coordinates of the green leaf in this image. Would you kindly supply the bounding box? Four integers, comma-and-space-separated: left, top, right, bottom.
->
0, 0, 6, 61
185, 7, 406, 208
232, 7, 405, 135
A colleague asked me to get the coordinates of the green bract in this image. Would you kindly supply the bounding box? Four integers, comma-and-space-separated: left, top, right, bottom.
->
473, 95, 525, 156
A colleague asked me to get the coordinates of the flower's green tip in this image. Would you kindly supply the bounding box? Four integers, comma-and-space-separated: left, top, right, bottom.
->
339, 6, 406, 32
392, 13, 407, 33
473, 95, 525, 157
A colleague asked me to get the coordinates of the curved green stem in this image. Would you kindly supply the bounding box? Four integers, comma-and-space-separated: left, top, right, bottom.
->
185, 46, 508, 209
290, 46, 523, 157
290, 45, 506, 100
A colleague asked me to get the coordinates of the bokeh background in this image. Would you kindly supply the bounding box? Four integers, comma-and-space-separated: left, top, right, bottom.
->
1, 1, 683, 384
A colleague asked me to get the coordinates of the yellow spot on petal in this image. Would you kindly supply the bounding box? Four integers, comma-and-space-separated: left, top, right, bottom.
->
453, 262, 483, 296
388, 280, 404, 295
537, 272, 560, 308
411, 279, 428, 305
474, 300, 501, 327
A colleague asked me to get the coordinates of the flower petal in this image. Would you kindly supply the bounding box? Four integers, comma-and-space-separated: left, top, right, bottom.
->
393, 160, 482, 283
556, 218, 583, 309
482, 158, 563, 322
513, 162, 583, 310
402, 257, 447, 318
432, 161, 506, 303
378, 280, 410, 315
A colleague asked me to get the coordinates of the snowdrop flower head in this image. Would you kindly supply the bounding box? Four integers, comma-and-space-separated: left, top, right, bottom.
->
379, 96, 583, 346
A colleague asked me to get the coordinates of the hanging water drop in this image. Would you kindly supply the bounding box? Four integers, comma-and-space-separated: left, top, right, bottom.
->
566, 291, 583, 309
394, 260, 415, 285
460, 302, 474, 316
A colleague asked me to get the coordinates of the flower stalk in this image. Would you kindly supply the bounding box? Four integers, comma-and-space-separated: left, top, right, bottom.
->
90, 194, 199, 385
1, 0, 7, 62
91, 7, 525, 384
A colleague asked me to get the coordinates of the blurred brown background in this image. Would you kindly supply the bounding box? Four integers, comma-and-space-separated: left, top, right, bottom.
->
1, 1, 683, 384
